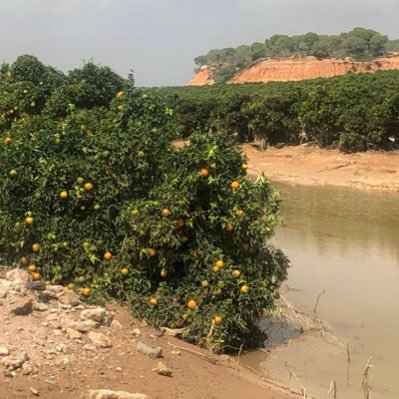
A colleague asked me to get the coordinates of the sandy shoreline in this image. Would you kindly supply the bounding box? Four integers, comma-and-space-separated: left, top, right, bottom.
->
243, 143, 399, 192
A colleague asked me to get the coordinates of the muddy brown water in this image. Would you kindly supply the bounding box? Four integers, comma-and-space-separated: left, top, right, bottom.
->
243, 183, 399, 398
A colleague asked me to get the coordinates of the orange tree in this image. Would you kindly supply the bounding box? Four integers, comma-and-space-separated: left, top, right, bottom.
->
0, 56, 288, 352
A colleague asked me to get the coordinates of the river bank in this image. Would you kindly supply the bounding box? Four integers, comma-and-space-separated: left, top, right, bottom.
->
0, 268, 298, 399
243, 143, 399, 191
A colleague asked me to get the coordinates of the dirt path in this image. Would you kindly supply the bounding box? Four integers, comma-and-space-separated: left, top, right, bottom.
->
0, 268, 297, 399
243, 143, 399, 191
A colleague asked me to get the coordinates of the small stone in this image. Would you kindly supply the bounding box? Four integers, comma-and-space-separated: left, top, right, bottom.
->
10, 281, 28, 293
135, 342, 162, 359
68, 319, 99, 333
45, 378, 57, 385
88, 390, 150, 399
103, 312, 115, 326
132, 328, 141, 337
171, 350, 181, 356
153, 361, 172, 377
33, 302, 49, 311
21, 362, 38, 375
80, 307, 106, 323
6, 268, 31, 283
110, 320, 123, 330
66, 328, 82, 340
0, 346, 9, 356
2, 352, 29, 370
88, 331, 112, 348
29, 387, 40, 396
59, 303, 72, 310
83, 344, 97, 351
46, 314, 59, 322
115, 367, 122, 372
52, 329, 63, 336
58, 290, 80, 306
46, 285, 64, 294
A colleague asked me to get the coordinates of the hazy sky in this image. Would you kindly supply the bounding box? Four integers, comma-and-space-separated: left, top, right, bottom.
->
0, 0, 398, 86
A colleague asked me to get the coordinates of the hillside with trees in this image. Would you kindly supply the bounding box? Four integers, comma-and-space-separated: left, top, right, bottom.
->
193, 28, 399, 83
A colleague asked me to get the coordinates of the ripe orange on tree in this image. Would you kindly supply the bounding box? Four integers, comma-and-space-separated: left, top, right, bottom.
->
215, 259, 225, 268
3, 136, 12, 145
199, 168, 209, 177
82, 287, 91, 297
160, 268, 167, 277
120, 268, 129, 276
187, 299, 197, 310
231, 181, 240, 190
25, 216, 34, 226
161, 208, 171, 217
240, 284, 249, 294
147, 248, 157, 257
241, 163, 249, 171
28, 264, 37, 272
32, 272, 41, 281
84, 182, 93, 191
103, 251, 113, 261
116, 91, 124, 98
32, 243, 41, 252
149, 297, 158, 306
225, 223, 234, 232
234, 209, 245, 218
232, 269, 241, 278
213, 315, 223, 325
59, 190, 68, 200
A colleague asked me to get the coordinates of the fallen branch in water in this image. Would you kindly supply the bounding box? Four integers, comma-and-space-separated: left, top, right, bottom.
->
260, 349, 310, 398
238, 361, 312, 398
313, 289, 325, 315
276, 294, 345, 348
362, 356, 374, 399
347, 342, 351, 363
327, 379, 337, 398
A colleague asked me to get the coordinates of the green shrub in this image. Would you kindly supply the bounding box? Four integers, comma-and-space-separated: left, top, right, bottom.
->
0, 56, 288, 352
338, 131, 368, 153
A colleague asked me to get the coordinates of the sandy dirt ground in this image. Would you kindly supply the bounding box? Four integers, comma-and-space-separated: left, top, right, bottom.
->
243, 143, 399, 191
0, 269, 297, 399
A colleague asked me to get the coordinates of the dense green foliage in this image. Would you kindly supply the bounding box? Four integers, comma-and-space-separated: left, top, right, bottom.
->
152, 70, 399, 152
0, 55, 289, 351
194, 28, 399, 82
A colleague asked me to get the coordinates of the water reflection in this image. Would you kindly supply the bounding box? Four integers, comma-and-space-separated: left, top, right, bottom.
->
275, 183, 399, 265
242, 182, 399, 399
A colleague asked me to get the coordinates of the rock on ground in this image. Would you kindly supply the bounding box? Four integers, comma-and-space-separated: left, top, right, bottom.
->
88, 390, 151, 399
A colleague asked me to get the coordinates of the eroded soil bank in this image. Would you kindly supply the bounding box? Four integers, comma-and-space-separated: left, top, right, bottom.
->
243, 143, 399, 191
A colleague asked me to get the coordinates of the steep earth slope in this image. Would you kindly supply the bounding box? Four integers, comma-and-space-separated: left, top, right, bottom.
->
188, 55, 399, 85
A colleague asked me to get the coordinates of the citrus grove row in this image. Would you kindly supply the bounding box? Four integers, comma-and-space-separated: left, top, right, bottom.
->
0, 55, 288, 351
